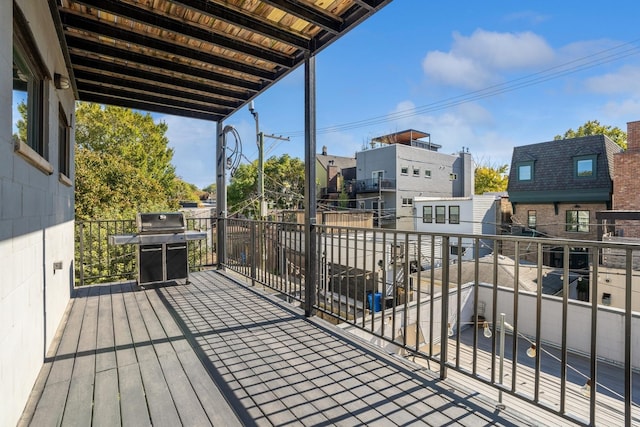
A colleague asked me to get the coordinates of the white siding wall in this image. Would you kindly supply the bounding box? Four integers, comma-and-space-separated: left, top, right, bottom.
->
1, 2, 76, 425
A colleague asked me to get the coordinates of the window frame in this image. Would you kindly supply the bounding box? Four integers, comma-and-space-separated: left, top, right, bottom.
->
574, 155, 597, 178
566, 210, 590, 233
435, 205, 446, 224
517, 161, 534, 181
449, 205, 460, 224
422, 206, 433, 223
13, 7, 49, 161
424, 169, 431, 178
412, 167, 420, 177
58, 104, 71, 185
401, 197, 413, 207
400, 166, 409, 175
527, 210, 537, 229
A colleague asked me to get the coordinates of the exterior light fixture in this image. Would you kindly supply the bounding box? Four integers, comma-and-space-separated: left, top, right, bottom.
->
54, 73, 70, 90
483, 321, 492, 338
526, 344, 537, 358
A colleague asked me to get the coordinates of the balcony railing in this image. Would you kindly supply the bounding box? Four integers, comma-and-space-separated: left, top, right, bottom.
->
75, 217, 640, 426
221, 219, 640, 427
354, 178, 396, 192
75, 217, 216, 286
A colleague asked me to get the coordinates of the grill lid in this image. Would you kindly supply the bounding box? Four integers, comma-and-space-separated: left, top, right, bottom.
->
137, 212, 185, 234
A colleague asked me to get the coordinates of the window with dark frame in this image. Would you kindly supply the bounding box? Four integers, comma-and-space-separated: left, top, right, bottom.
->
528, 210, 537, 229
401, 166, 409, 175
435, 205, 446, 223
58, 104, 70, 178
13, 7, 48, 159
566, 210, 589, 232
574, 155, 597, 178
449, 205, 460, 224
413, 168, 420, 177
422, 206, 432, 223
517, 162, 533, 181
424, 169, 431, 178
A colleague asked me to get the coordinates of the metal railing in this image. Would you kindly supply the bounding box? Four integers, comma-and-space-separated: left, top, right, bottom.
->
354, 177, 396, 192
220, 218, 640, 427
75, 217, 216, 286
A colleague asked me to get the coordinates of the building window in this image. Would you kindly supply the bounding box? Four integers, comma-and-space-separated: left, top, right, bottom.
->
424, 170, 431, 178
566, 210, 589, 232
13, 7, 48, 159
358, 201, 365, 210
574, 155, 596, 178
449, 206, 460, 224
58, 104, 70, 178
422, 206, 432, 223
435, 206, 446, 224
449, 173, 457, 180
528, 210, 537, 229
402, 198, 413, 206
413, 168, 420, 177
517, 162, 534, 181
401, 166, 408, 175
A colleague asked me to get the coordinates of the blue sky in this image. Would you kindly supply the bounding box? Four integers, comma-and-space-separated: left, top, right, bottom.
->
158, 1, 640, 189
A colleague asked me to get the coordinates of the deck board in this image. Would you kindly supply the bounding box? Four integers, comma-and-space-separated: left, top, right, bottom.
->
22, 271, 583, 427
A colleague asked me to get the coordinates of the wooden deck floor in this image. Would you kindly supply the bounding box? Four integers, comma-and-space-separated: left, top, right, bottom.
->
21, 270, 557, 426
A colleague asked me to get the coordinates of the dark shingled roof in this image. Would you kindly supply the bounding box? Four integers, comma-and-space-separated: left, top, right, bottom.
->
507, 135, 622, 203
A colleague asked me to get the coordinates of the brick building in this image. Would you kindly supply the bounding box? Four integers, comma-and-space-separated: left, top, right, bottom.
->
506, 135, 622, 267
597, 121, 640, 239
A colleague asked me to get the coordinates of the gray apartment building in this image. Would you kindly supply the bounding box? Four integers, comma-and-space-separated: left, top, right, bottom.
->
355, 129, 474, 230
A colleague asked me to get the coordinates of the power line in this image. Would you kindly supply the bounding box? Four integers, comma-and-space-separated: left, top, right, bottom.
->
279, 38, 640, 138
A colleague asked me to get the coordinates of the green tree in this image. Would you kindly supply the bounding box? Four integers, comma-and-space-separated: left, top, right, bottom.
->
227, 154, 305, 216
475, 164, 508, 194
74, 102, 179, 219
75, 148, 170, 220
554, 120, 627, 149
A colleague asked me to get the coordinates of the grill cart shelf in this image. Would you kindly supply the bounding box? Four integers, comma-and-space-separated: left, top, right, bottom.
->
108, 212, 207, 286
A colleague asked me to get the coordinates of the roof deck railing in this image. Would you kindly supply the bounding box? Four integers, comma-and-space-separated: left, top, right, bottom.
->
76, 217, 640, 426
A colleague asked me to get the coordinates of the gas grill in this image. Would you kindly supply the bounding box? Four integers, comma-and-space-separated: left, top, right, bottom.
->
109, 212, 207, 286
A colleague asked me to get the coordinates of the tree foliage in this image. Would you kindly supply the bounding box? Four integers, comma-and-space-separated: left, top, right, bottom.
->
228, 154, 304, 216
475, 163, 509, 194
554, 120, 627, 149
74, 102, 180, 219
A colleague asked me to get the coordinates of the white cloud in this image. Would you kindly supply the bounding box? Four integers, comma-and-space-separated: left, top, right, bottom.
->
601, 98, 640, 118
385, 100, 510, 165
422, 50, 492, 90
422, 29, 554, 89
585, 65, 640, 96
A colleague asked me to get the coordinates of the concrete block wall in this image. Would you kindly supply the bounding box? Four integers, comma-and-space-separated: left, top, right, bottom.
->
1, 2, 76, 426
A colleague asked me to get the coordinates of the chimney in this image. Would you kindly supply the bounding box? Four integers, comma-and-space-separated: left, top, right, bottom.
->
322, 145, 327, 156
628, 120, 640, 151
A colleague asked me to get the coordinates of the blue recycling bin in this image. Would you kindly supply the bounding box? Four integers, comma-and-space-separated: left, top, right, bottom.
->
367, 292, 382, 312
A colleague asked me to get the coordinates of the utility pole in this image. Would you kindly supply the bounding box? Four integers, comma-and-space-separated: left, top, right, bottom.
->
249, 101, 289, 218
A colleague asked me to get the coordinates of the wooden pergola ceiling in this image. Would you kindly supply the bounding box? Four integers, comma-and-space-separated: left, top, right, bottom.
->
50, 0, 392, 121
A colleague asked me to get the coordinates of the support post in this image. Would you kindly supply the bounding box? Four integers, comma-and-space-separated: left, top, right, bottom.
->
498, 312, 506, 408
216, 121, 226, 269
304, 54, 317, 317
258, 131, 265, 218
